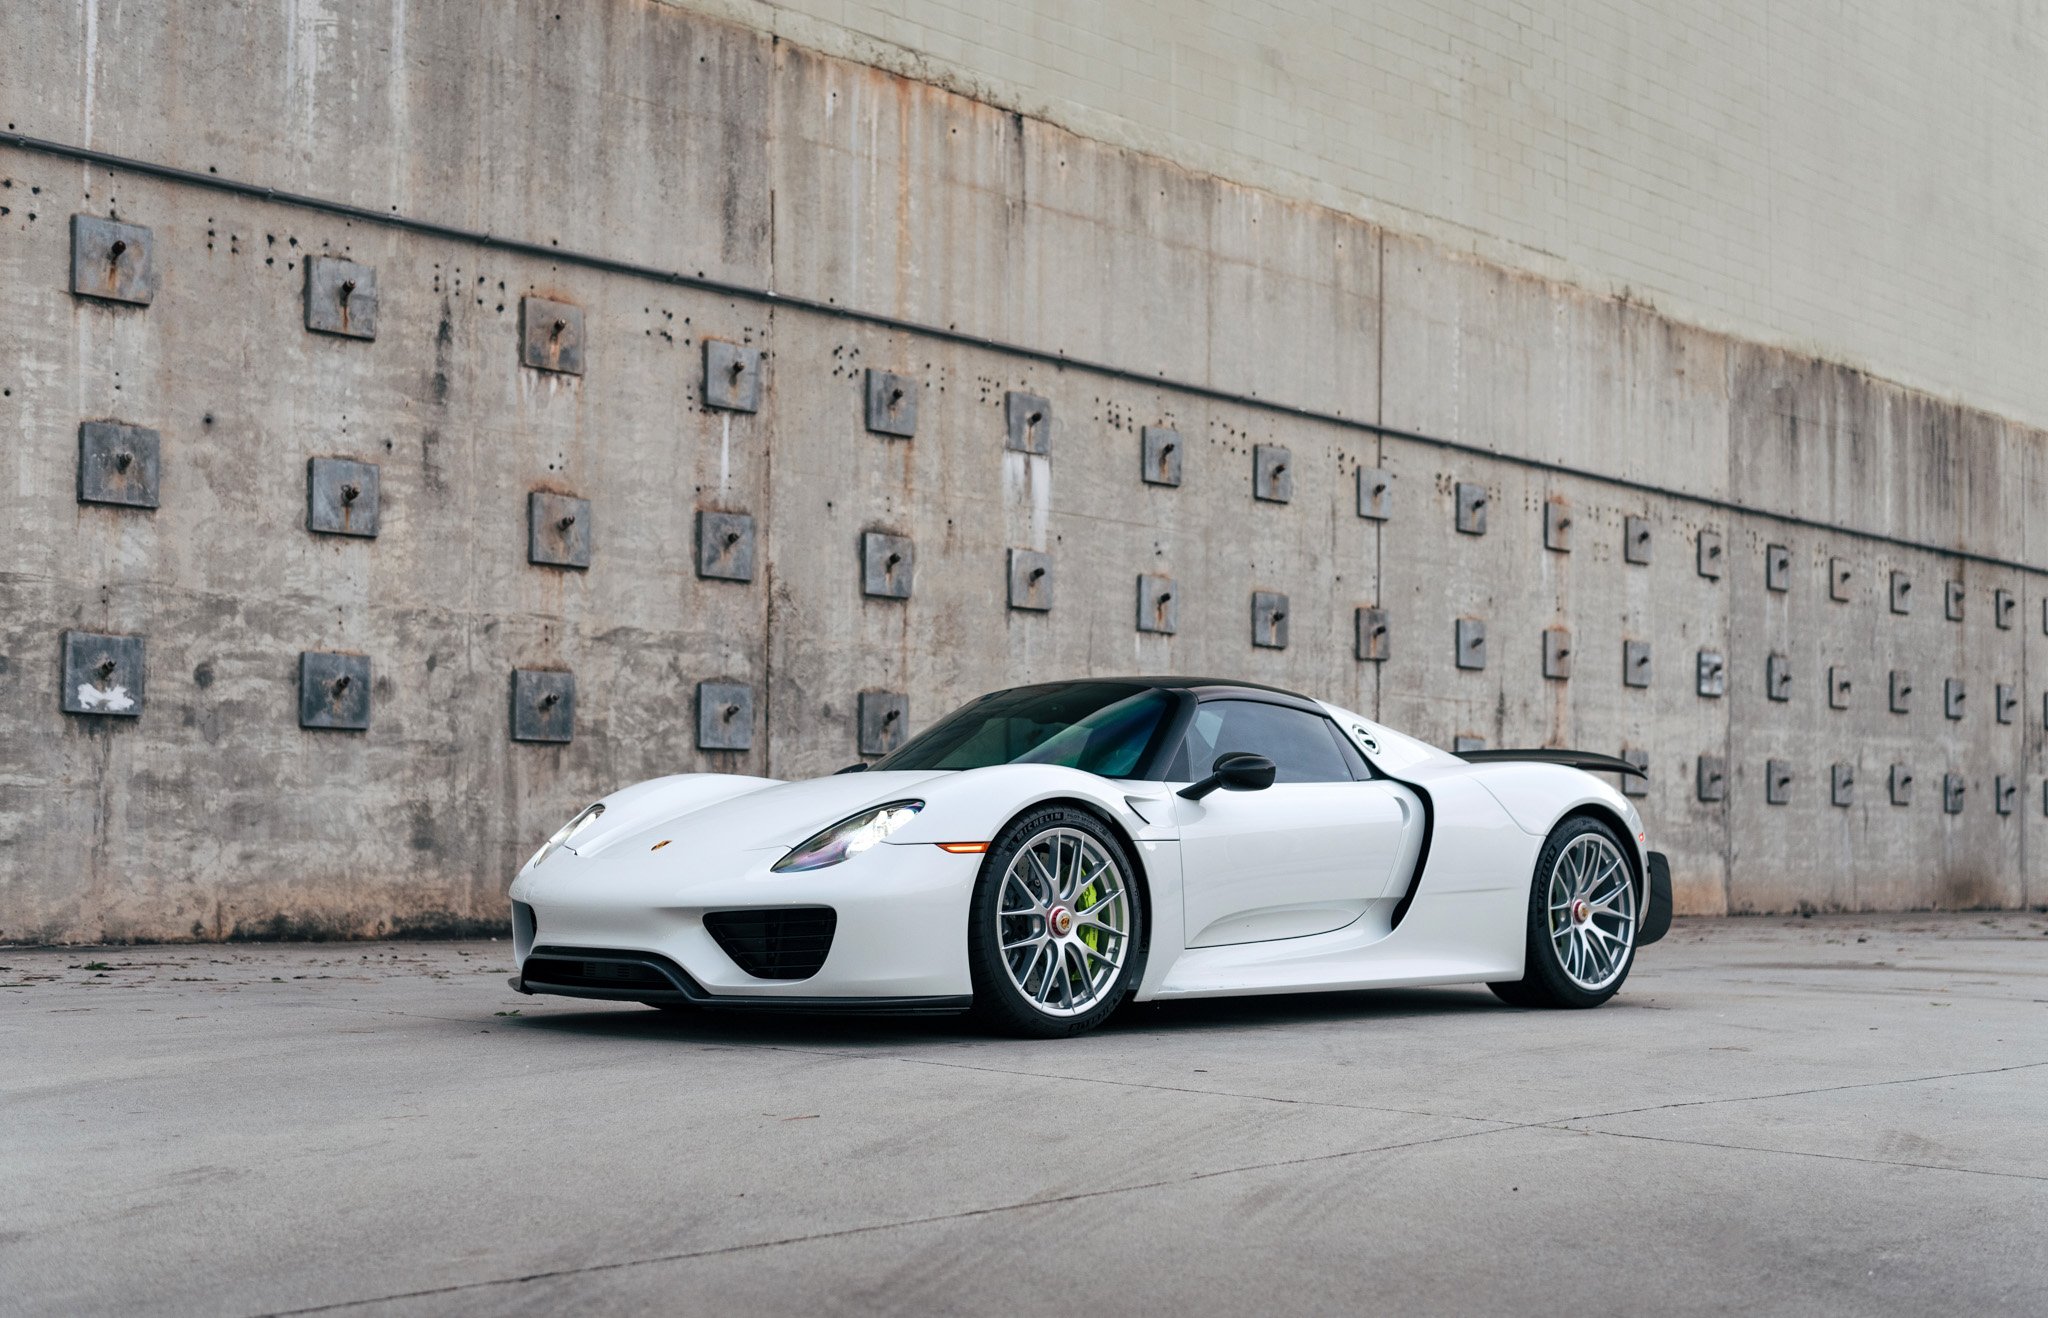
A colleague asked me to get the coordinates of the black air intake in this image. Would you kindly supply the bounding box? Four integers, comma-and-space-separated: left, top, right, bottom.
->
703, 907, 838, 980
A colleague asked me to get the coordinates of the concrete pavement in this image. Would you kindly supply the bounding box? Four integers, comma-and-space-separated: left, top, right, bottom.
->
3, 914, 2045, 1315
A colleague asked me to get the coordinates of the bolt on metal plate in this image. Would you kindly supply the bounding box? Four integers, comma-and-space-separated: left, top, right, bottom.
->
1357, 467, 1392, 520
1944, 678, 1965, 720
1766, 544, 1791, 593
1766, 760, 1792, 805
704, 340, 763, 412
299, 651, 371, 731
1889, 670, 1912, 714
1452, 735, 1486, 754
1455, 482, 1488, 535
1252, 592, 1290, 649
520, 297, 584, 375
307, 457, 380, 538
1889, 570, 1912, 615
1696, 529, 1723, 579
1996, 683, 2017, 724
1356, 607, 1389, 662
1252, 445, 1292, 503
1005, 391, 1052, 455
1827, 763, 1853, 807
510, 669, 576, 743
1696, 755, 1727, 803
1944, 580, 1964, 621
861, 532, 914, 599
1623, 640, 1652, 688
528, 492, 593, 569
1767, 652, 1791, 702
1696, 649, 1725, 697
1455, 617, 1486, 670
1829, 557, 1852, 602
1942, 773, 1965, 815
1542, 628, 1572, 680
1994, 588, 2015, 630
1624, 515, 1652, 565
1141, 427, 1182, 487
1620, 748, 1649, 798
1995, 775, 2016, 816
863, 369, 917, 437
1008, 549, 1054, 611
697, 681, 754, 751
1543, 498, 1572, 552
60, 630, 146, 717
858, 691, 909, 756
1888, 764, 1914, 806
305, 256, 377, 339
1829, 665, 1852, 710
695, 511, 756, 582
1136, 575, 1178, 634
70, 215, 155, 305
77, 421, 161, 509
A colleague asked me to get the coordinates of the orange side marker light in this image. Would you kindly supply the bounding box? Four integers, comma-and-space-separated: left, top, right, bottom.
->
935, 842, 989, 854
651, 839, 671, 851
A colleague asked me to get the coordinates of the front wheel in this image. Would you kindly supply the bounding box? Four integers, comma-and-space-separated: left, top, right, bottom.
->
968, 806, 1144, 1038
1488, 817, 1639, 1009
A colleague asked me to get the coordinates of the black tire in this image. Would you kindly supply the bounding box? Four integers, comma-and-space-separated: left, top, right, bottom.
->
1487, 815, 1638, 1009
968, 804, 1146, 1038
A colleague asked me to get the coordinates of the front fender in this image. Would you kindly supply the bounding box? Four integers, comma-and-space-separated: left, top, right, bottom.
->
882, 765, 1160, 845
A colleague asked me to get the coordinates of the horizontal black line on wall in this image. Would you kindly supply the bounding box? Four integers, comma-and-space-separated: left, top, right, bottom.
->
5, 130, 2039, 578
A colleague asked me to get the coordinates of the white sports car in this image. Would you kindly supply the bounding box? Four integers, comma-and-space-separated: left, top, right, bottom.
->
507, 678, 1672, 1036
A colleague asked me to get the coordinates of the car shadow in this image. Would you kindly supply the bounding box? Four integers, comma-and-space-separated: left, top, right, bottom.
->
501, 984, 1503, 1048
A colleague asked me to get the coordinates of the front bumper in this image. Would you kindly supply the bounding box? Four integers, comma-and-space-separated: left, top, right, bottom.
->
505, 836, 982, 1006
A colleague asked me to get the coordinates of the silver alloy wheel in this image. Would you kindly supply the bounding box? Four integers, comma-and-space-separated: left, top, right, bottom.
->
996, 827, 1132, 1017
1546, 832, 1638, 992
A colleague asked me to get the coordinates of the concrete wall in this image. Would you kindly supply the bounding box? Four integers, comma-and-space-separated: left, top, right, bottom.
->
0, 0, 2040, 943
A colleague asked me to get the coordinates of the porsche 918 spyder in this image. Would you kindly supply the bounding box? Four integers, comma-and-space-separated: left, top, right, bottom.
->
507, 677, 1672, 1036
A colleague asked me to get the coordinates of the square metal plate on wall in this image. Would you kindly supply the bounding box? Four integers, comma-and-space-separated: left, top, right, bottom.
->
697, 682, 754, 751
60, 631, 146, 717
1994, 589, 2015, 629
305, 256, 377, 339
863, 369, 917, 437
1766, 760, 1792, 805
704, 340, 763, 412
77, 421, 161, 509
1008, 550, 1054, 611
1620, 748, 1648, 798
858, 691, 909, 756
1252, 445, 1292, 502
1136, 575, 1178, 634
1356, 607, 1389, 661
1945, 580, 1964, 621
307, 458, 380, 537
1252, 592, 1289, 649
528, 492, 593, 568
1454, 483, 1488, 535
695, 511, 756, 582
1889, 764, 1912, 806
1943, 678, 1965, 720
1452, 735, 1486, 754
70, 215, 156, 305
1696, 756, 1727, 802
1357, 467, 1391, 520
1831, 763, 1855, 807
1005, 391, 1051, 455
1141, 427, 1182, 486
1765, 544, 1791, 592
1696, 650, 1725, 697
299, 651, 371, 731
1889, 570, 1912, 614
1623, 640, 1652, 688
1696, 530, 1723, 579
1623, 515, 1652, 565
1890, 671, 1912, 714
1543, 498, 1571, 552
1995, 775, 2016, 816
1454, 617, 1486, 670
1942, 773, 1965, 814
1542, 628, 1571, 680
1766, 653, 1791, 701
1829, 557, 1853, 602
861, 532, 914, 599
1828, 666, 1852, 710
1996, 683, 2016, 724
520, 297, 584, 375
510, 669, 576, 743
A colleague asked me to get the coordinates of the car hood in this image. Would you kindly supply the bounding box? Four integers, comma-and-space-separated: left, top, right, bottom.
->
576, 770, 954, 858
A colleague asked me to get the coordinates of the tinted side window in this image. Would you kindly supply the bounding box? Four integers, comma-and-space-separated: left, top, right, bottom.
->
1177, 700, 1358, 784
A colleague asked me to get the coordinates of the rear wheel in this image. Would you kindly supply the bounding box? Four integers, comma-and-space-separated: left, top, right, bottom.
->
1488, 817, 1639, 1009
968, 806, 1144, 1038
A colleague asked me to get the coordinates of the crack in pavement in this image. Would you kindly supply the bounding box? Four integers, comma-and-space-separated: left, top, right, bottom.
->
1558, 1058, 2048, 1124
1546, 1125, 2048, 1182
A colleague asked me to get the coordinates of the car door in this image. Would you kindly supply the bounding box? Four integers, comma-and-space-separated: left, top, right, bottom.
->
1173, 699, 1416, 947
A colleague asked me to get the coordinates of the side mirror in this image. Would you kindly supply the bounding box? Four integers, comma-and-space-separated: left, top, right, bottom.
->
1178, 752, 1278, 801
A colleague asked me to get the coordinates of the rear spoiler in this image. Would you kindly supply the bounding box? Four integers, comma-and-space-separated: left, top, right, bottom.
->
1455, 748, 1647, 778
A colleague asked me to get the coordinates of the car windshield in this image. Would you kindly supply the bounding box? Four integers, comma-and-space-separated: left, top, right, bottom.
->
871, 683, 1179, 778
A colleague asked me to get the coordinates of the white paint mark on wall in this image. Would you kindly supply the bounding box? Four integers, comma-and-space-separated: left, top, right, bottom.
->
80, 0, 99, 148
1001, 449, 1052, 550
720, 413, 732, 492
76, 683, 134, 713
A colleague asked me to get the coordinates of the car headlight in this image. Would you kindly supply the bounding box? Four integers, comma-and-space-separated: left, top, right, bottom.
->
771, 801, 923, 873
525, 802, 605, 872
